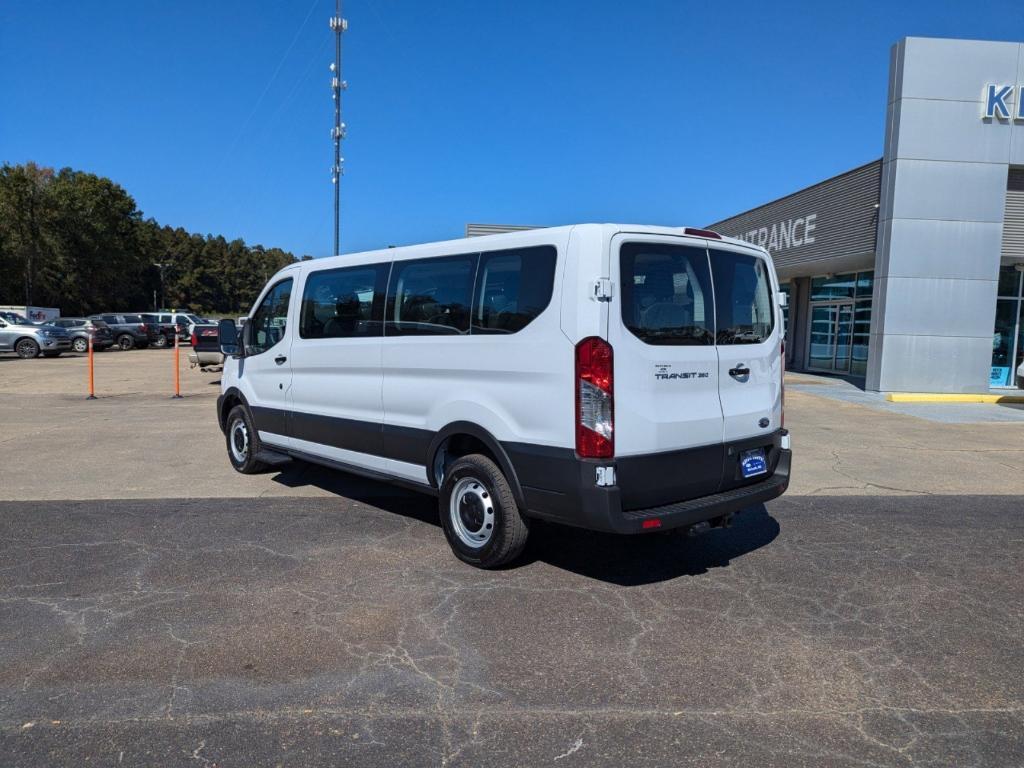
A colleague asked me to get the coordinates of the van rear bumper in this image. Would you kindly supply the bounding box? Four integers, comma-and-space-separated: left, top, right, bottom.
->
509, 431, 791, 534
578, 449, 790, 534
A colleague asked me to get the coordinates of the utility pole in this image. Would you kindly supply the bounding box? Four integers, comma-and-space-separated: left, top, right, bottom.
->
153, 262, 169, 310
329, 1, 347, 256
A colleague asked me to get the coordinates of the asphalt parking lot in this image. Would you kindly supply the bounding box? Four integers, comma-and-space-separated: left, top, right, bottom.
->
2, 350, 1023, 766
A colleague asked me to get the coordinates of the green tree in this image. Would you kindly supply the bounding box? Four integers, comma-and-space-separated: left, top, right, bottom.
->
0, 162, 298, 316
0, 162, 57, 306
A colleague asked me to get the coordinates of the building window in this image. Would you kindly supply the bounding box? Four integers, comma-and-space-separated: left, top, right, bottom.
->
992, 265, 1024, 388
806, 270, 873, 375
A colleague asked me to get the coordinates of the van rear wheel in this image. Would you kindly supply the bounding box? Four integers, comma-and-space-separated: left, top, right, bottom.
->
439, 454, 529, 569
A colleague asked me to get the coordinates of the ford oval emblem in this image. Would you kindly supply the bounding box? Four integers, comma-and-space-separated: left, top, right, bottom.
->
758, 417, 770, 429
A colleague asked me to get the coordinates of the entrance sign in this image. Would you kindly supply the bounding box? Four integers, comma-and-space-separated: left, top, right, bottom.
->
737, 214, 817, 255
707, 160, 880, 272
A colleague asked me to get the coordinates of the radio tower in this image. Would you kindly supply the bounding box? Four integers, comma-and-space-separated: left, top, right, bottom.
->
329, 1, 347, 256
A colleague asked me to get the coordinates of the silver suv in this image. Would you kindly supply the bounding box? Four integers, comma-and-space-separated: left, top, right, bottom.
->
0, 311, 72, 358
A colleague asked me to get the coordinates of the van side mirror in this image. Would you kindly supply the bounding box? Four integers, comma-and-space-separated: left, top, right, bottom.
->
219, 318, 242, 357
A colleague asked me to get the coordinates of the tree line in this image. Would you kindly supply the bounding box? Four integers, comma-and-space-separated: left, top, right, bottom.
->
0, 162, 304, 317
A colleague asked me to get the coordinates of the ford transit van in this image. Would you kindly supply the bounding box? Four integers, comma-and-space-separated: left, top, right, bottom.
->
216, 224, 791, 567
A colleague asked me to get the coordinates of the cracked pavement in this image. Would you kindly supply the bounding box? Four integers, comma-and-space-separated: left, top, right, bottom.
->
1, 495, 1022, 766
1, 351, 1023, 766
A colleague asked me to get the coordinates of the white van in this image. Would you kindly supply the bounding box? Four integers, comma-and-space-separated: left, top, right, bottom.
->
216, 224, 791, 568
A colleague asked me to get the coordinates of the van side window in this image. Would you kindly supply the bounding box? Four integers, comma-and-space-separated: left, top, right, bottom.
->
472, 246, 557, 334
710, 251, 774, 344
247, 278, 293, 355
300, 264, 388, 339
386, 254, 476, 336
619, 243, 714, 345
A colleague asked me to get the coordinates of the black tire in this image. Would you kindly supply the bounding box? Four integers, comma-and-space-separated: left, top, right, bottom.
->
153, 333, 169, 348
42, 351, 61, 358
116, 333, 134, 350
15, 338, 39, 359
439, 454, 529, 569
72, 337, 88, 353
225, 405, 269, 474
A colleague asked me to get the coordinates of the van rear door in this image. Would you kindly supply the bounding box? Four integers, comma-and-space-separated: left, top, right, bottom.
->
609, 234, 725, 506
708, 245, 782, 443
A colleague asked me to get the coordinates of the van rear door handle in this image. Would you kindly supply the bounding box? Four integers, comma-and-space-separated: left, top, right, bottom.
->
274, 355, 287, 365
729, 365, 750, 377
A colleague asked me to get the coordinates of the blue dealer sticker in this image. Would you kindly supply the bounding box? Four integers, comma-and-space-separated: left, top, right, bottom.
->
740, 449, 767, 478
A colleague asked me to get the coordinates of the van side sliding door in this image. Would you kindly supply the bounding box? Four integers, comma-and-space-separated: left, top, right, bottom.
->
287, 263, 389, 471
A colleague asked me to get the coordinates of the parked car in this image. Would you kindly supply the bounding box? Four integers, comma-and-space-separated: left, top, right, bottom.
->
143, 312, 210, 343
50, 317, 115, 353
88, 314, 160, 350
186, 315, 214, 338
138, 314, 180, 348
188, 324, 222, 370
0, 311, 72, 358
215, 224, 791, 568
141, 313, 208, 342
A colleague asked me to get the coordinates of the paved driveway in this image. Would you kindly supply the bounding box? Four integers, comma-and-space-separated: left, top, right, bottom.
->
1, 491, 1022, 767
2, 352, 1023, 766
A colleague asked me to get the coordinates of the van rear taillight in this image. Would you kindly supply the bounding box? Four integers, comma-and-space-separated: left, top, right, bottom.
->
191, 332, 198, 347
781, 340, 786, 428
575, 337, 613, 458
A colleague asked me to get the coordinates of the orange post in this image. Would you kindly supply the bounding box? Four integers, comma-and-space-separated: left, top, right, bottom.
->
173, 330, 182, 399
86, 332, 97, 400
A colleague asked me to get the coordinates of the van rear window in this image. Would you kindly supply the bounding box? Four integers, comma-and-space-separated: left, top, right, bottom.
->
619, 243, 714, 345
709, 250, 774, 344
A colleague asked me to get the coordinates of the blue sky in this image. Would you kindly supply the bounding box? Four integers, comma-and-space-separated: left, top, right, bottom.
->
1, 1, 1020, 257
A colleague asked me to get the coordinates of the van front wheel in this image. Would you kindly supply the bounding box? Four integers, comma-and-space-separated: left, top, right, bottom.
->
225, 405, 269, 474
439, 454, 529, 568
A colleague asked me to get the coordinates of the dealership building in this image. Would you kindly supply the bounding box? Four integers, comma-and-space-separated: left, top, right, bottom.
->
708, 36, 1024, 393
470, 37, 1024, 393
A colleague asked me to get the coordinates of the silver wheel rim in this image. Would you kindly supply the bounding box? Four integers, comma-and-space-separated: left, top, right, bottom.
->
73, 338, 87, 352
17, 340, 37, 358
449, 477, 495, 548
119, 336, 132, 350
230, 419, 249, 464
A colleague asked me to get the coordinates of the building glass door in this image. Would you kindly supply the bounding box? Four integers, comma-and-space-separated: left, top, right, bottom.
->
833, 304, 854, 372
992, 265, 1024, 388
806, 271, 873, 376
808, 303, 854, 372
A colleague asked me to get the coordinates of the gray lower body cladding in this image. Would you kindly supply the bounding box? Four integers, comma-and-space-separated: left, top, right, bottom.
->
220, 396, 790, 535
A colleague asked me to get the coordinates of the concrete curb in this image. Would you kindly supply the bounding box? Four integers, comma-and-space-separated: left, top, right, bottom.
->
886, 393, 1024, 404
